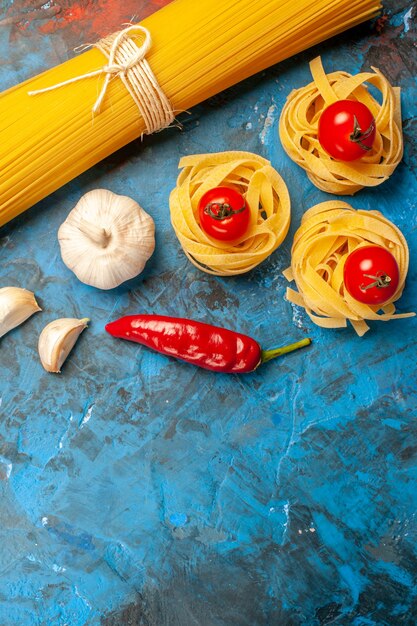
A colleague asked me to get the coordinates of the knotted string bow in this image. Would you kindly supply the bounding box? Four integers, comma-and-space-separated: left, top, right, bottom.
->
29, 25, 174, 134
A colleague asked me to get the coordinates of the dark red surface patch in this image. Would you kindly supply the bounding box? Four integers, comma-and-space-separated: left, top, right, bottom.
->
40, 0, 171, 37
4, 0, 172, 44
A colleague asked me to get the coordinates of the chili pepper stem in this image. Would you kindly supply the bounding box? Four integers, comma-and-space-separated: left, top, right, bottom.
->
260, 337, 311, 365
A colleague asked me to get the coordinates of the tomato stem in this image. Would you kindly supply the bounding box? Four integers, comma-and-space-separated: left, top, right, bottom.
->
204, 202, 246, 220
361, 273, 391, 290
350, 115, 375, 152
261, 337, 311, 365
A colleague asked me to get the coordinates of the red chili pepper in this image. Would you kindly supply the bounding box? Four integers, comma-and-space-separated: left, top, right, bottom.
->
105, 315, 311, 374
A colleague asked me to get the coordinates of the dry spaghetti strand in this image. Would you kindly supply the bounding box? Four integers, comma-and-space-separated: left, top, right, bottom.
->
0, 0, 382, 227
170, 151, 291, 276
284, 201, 414, 336
279, 56, 402, 195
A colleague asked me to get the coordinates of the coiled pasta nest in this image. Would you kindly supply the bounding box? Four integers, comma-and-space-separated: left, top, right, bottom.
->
279, 57, 403, 195
169, 151, 291, 276
284, 201, 414, 336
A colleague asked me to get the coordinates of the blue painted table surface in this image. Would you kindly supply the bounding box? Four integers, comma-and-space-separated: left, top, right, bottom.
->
0, 1, 416, 625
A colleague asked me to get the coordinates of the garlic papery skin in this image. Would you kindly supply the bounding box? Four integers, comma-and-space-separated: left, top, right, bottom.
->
0, 287, 41, 338
38, 318, 89, 373
58, 189, 156, 290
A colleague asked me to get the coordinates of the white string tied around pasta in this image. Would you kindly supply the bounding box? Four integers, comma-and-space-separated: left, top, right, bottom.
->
28, 25, 175, 134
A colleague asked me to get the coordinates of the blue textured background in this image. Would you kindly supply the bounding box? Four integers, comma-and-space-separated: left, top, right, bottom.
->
1, 1, 416, 624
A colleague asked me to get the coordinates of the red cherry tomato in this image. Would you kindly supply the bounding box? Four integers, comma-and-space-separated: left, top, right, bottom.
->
318, 99, 376, 162
198, 187, 250, 241
343, 245, 399, 305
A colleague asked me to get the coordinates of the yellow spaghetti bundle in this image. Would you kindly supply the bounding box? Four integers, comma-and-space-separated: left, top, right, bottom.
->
284, 201, 414, 336
170, 152, 290, 275
279, 56, 402, 195
0, 0, 382, 228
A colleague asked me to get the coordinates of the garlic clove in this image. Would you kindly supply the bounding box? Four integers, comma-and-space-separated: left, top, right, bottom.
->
38, 317, 89, 373
0, 286, 41, 338
58, 189, 156, 290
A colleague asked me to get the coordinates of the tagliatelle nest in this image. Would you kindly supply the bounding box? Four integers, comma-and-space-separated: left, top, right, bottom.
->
279, 56, 403, 195
169, 151, 291, 276
283, 201, 415, 336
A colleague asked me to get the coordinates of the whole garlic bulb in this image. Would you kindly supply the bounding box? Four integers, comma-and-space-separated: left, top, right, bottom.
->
58, 189, 155, 290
